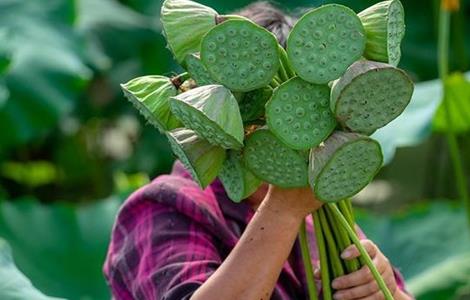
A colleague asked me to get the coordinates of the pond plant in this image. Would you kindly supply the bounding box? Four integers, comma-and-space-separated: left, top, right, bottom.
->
122, 0, 413, 299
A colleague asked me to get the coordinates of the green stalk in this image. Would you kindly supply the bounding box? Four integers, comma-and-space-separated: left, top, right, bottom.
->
328, 204, 394, 300
338, 200, 361, 270
318, 208, 344, 278
277, 62, 290, 83
279, 46, 296, 78
299, 220, 319, 300
270, 76, 281, 89
313, 211, 332, 300
325, 204, 360, 273
338, 200, 355, 228
437, 2, 470, 226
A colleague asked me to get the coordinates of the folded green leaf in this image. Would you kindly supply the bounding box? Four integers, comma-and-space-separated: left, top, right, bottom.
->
170, 85, 244, 149
167, 128, 226, 188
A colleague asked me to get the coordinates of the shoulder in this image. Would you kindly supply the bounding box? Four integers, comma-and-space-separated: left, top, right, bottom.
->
114, 167, 227, 235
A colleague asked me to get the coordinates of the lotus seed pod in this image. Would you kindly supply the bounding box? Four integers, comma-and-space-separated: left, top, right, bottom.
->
358, 0, 405, 66
161, 0, 218, 64
309, 132, 383, 203
266, 77, 336, 150
201, 19, 280, 92
121, 75, 182, 133
167, 128, 226, 189
243, 127, 308, 188
170, 85, 244, 149
287, 4, 366, 84
219, 150, 262, 202
237, 86, 273, 123
185, 53, 215, 86
331, 60, 414, 134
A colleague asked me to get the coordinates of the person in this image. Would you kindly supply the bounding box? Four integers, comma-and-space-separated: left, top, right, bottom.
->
104, 2, 414, 299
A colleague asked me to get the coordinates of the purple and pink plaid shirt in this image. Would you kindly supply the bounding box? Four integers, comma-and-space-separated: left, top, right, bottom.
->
104, 161, 408, 299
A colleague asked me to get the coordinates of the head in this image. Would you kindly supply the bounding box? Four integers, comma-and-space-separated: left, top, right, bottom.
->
234, 1, 297, 48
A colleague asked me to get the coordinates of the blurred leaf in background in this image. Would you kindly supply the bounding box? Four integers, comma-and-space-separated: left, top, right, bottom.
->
372, 76, 444, 164
0, 0, 468, 299
0, 196, 123, 299
357, 200, 470, 298
0, 238, 65, 300
0, 0, 91, 150
433, 72, 470, 133
408, 253, 470, 300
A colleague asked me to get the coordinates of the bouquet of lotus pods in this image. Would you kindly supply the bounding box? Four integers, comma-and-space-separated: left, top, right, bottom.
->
122, 0, 413, 299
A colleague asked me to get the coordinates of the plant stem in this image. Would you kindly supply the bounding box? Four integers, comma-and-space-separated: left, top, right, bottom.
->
313, 211, 332, 300
437, 2, 470, 225
278, 62, 290, 83
299, 220, 319, 300
338, 200, 355, 228
328, 204, 394, 300
326, 204, 360, 273
318, 208, 344, 278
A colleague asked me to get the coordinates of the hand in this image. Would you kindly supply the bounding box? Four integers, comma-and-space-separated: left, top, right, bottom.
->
315, 240, 399, 300
264, 185, 324, 218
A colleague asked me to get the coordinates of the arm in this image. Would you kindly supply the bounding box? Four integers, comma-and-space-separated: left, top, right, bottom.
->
191, 185, 323, 300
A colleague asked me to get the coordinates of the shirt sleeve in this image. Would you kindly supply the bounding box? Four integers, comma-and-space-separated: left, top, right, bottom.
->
104, 184, 223, 300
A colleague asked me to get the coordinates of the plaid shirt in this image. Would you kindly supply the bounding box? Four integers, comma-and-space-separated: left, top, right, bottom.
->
104, 161, 408, 299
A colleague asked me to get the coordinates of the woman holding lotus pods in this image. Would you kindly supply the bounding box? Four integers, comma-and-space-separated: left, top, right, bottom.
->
104, 1, 414, 300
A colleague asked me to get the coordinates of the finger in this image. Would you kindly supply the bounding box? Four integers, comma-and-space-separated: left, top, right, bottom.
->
314, 268, 321, 279
373, 253, 389, 275
341, 240, 378, 260
332, 265, 375, 289
332, 281, 379, 300
383, 268, 398, 295
358, 291, 386, 300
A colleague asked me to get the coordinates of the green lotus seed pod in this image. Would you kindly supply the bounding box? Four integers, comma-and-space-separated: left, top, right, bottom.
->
170, 84, 244, 149
358, 0, 405, 66
266, 77, 336, 150
201, 19, 280, 92
161, 0, 218, 64
287, 4, 366, 84
331, 60, 414, 134
219, 150, 262, 202
121, 75, 182, 132
237, 86, 273, 123
309, 132, 383, 203
243, 127, 308, 188
185, 53, 215, 86
167, 128, 226, 189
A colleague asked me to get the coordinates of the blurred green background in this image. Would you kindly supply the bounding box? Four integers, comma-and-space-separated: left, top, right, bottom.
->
0, 0, 469, 299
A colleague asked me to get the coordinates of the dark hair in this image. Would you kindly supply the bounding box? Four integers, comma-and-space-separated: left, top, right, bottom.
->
234, 1, 296, 48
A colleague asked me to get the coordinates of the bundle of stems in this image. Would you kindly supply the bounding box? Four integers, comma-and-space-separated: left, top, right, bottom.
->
299, 200, 394, 300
